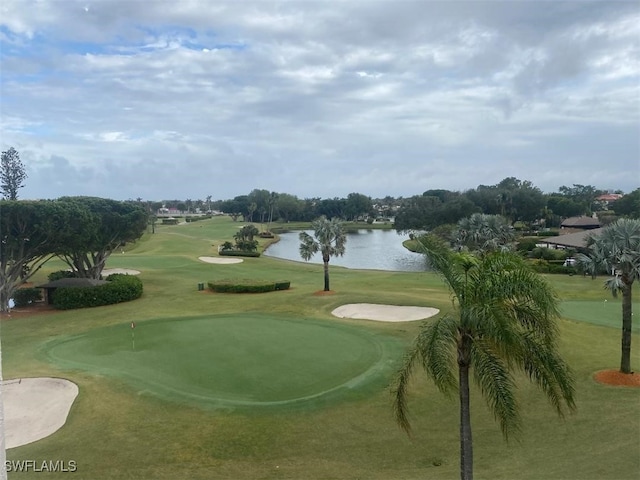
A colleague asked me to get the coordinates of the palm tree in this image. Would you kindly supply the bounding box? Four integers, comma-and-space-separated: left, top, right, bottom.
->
575, 237, 609, 279
299, 216, 347, 291
581, 218, 640, 374
453, 213, 515, 253
394, 235, 575, 480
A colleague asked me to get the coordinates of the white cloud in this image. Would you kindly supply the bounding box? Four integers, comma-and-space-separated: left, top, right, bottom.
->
1, 1, 638, 200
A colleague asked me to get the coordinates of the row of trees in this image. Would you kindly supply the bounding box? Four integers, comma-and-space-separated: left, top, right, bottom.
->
0, 197, 147, 313
394, 179, 638, 231
214, 179, 637, 230
218, 190, 376, 224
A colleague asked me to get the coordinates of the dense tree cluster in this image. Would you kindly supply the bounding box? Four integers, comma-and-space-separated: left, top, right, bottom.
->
0, 197, 148, 312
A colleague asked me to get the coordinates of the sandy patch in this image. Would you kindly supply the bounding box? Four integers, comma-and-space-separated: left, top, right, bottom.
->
332, 303, 439, 322
102, 268, 141, 276
3, 377, 79, 448
198, 256, 244, 264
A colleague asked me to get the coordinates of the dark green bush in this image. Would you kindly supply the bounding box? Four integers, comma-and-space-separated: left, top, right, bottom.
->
517, 237, 539, 253
208, 279, 290, 293
53, 274, 143, 310
529, 260, 577, 275
274, 280, 291, 290
48, 270, 76, 282
531, 247, 568, 261
13, 288, 42, 307
185, 215, 211, 223
219, 250, 261, 257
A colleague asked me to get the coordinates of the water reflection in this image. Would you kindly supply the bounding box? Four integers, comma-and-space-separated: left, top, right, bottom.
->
264, 229, 428, 272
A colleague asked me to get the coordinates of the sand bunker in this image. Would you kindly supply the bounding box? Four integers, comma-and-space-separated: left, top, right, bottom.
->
198, 256, 244, 264
332, 303, 440, 322
102, 268, 141, 276
3, 377, 79, 449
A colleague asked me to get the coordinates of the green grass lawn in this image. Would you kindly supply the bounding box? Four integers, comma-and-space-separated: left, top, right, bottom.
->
561, 300, 640, 332
43, 314, 403, 409
2, 216, 639, 480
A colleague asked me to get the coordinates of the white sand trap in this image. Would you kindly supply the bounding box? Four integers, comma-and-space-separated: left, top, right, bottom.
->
332, 303, 440, 322
198, 256, 244, 264
102, 268, 141, 276
3, 377, 79, 449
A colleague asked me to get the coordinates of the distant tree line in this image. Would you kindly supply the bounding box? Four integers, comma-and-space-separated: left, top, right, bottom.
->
205, 179, 637, 230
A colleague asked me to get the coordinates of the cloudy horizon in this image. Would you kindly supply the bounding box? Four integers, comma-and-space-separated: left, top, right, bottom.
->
1, 0, 638, 201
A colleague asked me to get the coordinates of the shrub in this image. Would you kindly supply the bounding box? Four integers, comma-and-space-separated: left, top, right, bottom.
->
529, 260, 577, 275
48, 270, 76, 282
530, 247, 568, 261
13, 288, 42, 307
274, 280, 291, 290
517, 238, 539, 253
219, 250, 261, 257
53, 274, 143, 310
208, 279, 290, 293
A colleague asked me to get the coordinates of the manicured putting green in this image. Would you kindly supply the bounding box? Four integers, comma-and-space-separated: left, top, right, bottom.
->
561, 300, 640, 332
44, 314, 402, 409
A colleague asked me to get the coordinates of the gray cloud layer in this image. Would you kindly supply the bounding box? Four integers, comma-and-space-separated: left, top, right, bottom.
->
1, 0, 638, 200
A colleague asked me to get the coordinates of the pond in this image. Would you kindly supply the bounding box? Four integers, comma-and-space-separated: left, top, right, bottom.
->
264, 229, 429, 272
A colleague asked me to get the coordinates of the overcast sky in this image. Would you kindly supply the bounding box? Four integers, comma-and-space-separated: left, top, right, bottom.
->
1, 0, 638, 201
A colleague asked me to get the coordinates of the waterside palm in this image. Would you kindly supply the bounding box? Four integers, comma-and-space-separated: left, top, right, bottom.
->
393, 235, 576, 480
299, 216, 346, 291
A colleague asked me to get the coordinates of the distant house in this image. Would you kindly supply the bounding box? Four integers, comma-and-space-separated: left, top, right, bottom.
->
560, 216, 601, 231
36, 278, 107, 305
543, 228, 603, 252
595, 193, 623, 210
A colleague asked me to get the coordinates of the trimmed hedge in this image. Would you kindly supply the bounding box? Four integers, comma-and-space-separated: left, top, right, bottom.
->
53, 274, 143, 310
13, 288, 42, 307
208, 279, 290, 294
529, 260, 577, 275
48, 270, 77, 282
219, 250, 261, 257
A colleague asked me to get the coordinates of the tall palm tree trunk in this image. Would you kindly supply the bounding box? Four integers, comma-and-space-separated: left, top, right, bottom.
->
620, 276, 633, 374
323, 259, 330, 291
459, 338, 473, 480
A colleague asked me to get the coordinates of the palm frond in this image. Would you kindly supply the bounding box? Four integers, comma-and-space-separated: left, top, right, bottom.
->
471, 340, 520, 440
392, 341, 423, 434
419, 316, 458, 394
392, 316, 458, 434
518, 333, 576, 416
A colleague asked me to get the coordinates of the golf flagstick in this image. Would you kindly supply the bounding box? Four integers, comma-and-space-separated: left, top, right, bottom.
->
131, 321, 136, 350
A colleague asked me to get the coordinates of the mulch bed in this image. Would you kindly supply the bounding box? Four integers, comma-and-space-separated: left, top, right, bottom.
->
593, 369, 640, 388
313, 290, 336, 296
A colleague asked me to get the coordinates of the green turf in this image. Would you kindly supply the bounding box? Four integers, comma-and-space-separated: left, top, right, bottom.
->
43, 314, 402, 408
2, 216, 639, 480
561, 300, 640, 332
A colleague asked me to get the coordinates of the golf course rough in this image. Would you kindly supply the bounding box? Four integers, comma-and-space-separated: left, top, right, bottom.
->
43, 313, 405, 410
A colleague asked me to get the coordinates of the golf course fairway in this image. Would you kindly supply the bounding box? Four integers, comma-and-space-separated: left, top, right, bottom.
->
43, 313, 404, 409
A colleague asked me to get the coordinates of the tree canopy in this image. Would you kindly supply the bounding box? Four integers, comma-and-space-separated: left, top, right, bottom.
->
0, 200, 86, 312
55, 197, 148, 279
